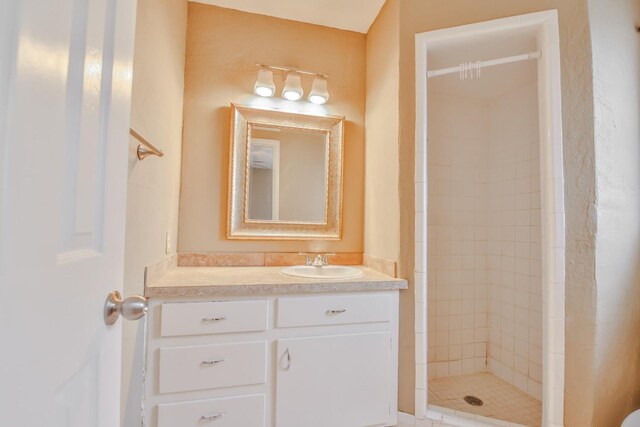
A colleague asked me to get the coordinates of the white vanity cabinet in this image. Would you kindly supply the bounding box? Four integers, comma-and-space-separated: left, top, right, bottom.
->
144, 291, 400, 427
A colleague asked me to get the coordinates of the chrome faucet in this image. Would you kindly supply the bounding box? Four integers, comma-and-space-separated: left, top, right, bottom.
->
300, 253, 334, 267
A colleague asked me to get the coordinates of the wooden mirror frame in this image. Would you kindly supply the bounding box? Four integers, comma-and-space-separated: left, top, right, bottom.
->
227, 104, 345, 240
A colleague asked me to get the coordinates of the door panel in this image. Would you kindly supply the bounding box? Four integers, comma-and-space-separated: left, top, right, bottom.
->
0, 1, 137, 426
276, 332, 391, 427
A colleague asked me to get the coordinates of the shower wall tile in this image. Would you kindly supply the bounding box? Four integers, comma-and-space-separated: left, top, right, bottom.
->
427, 92, 490, 378
486, 81, 542, 400
426, 83, 543, 399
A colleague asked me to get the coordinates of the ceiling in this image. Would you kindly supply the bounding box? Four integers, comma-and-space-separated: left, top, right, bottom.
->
189, 0, 386, 33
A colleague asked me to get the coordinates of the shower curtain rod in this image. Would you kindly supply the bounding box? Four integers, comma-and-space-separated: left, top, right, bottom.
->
427, 50, 542, 79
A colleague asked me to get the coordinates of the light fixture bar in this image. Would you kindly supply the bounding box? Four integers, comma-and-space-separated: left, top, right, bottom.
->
256, 63, 329, 79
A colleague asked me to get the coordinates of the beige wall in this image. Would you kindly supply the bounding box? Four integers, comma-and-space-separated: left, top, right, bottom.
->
364, 0, 599, 422
364, 0, 416, 409
364, 0, 401, 263
277, 133, 326, 222
248, 167, 273, 219
178, 3, 365, 253
121, 0, 187, 424
589, 0, 640, 424
248, 128, 327, 222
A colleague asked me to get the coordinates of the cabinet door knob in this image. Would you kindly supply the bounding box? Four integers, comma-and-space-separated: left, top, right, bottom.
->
201, 412, 226, 421
327, 309, 346, 315
281, 348, 291, 370
201, 358, 227, 366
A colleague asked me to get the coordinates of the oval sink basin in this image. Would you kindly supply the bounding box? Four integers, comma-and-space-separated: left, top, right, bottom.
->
280, 265, 364, 280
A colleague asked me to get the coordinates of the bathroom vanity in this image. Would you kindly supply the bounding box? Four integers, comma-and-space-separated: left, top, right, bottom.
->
143, 265, 406, 427
140, 97, 406, 427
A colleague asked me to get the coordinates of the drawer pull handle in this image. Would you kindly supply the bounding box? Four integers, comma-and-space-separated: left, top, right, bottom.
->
202, 316, 227, 322
327, 309, 347, 315
201, 358, 227, 366
201, 412, 226, 421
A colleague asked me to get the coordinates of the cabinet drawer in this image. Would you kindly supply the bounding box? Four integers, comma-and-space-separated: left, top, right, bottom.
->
157, 394, 265, 427
160, 300, 268, 337
158, 341, 267, 394
277, 294, 391, 328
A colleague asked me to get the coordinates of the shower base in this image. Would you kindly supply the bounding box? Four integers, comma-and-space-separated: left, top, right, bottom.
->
428, 372, 541, 426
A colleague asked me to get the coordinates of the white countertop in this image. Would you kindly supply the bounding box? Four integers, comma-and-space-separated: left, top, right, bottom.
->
144, 265, 407, 298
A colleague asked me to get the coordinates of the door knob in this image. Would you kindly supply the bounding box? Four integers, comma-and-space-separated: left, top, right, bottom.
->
104, 290, 148, 325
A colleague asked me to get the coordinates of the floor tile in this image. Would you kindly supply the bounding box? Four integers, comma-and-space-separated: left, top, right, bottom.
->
428, 372, 541, 426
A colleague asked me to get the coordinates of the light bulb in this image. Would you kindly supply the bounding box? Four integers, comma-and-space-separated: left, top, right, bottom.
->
255, 86, 274, 97
254, 68, 275, 97
309, 94, 327, 104
282, 73, 303, 101
308, 77, 329, 104
283, 91, 302, 101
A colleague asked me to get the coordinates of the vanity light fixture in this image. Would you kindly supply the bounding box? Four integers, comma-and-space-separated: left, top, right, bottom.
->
254, 68, 276, 97
308, 77, 329, 105
282, 72, 304, 101
255, 64, 330, 103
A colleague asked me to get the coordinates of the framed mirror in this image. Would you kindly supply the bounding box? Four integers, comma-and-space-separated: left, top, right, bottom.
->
227, 104, 345, 240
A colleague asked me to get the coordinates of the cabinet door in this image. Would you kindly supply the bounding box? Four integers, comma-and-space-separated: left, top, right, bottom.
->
276, 332, 391, 427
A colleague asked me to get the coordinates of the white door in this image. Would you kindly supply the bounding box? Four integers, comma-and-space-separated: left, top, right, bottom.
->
276, 333, 392, 427
0, 1, 137, 426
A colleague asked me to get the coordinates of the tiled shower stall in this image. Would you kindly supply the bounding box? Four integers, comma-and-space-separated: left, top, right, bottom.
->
415, 12, 566, 426
426, 80, 543, 400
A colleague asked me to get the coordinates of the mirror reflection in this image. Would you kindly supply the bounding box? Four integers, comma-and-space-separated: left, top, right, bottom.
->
228, 104, 343, 240
247, 126, 328, 222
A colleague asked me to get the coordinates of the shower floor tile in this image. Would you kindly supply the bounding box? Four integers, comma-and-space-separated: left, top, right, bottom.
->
428, 372, 542, 426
